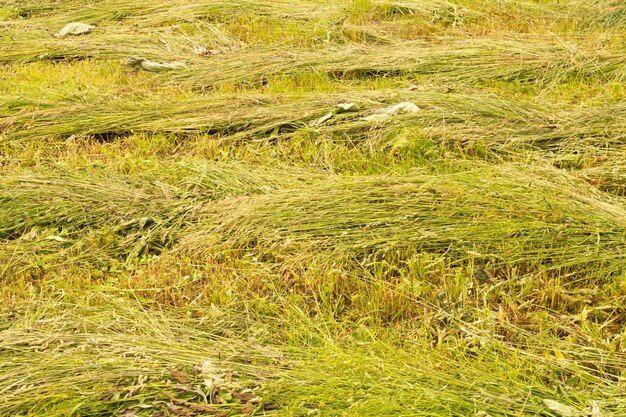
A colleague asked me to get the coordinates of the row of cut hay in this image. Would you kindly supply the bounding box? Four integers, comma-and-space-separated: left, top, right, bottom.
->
0, 31, 177, 65
3, 0, 610, 36
297, 100, 626, 158
504, 102, 626, 150
4, 90, 625, 156
175, 39, 626, 88
0, 0, 340, 57
0, 294, 276, 417
3, 91, 625, 197
0, 163, 320, 274
0, 5, 276, 64
2, 33, 624, 90
178, 162, 626, 281
0, 93, 350, 141
1, 90, 549, 141
5, 0, 341, 26
0, 170, 190, 268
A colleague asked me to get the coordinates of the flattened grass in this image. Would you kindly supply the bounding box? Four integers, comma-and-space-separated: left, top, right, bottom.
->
1, 294, 278, 417
0, 162, 325, 275
181, 162, 626, 281
2, 0, 626, 415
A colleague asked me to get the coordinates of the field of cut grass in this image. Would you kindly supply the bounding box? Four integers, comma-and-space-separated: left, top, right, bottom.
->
1, 0, 626, 416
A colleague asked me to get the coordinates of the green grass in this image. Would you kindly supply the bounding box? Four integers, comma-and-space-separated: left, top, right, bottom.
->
1, 0, 625, 416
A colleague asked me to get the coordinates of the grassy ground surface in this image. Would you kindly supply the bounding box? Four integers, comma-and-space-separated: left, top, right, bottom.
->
1, 0, 626, 416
